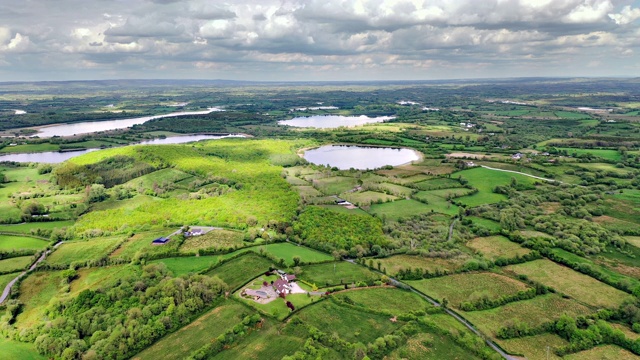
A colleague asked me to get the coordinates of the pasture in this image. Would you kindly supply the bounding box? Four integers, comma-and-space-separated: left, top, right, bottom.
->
414, 178, 463, 190
209, 318, 304, 360
564, 345, 638, 360
0, 235, 49, 251
497, 333, 567, 360
411, 191, 460, 215
0, 220, 74, 235
342, 190, 397, 206
0, 271, 21, 292
179, 229, 244, 253
505, 259, 634, 308
69, 265, 140, 295
335, 287, 433, 314
149, 254, 248, 276
0, 338, 45, 360
299, 261, 379, 287
555, 148, 622, 161
294, 299, 401, 344
16, 271, 64, 329
45, 237, 123, 266
369, 199, 434, 221
455, 167, 536, 207
407, 272, 530, 308
387, 332, 481, 360
249, 242, 334, 266
133, 301, 249, 360
467, 216, 501, 232
376, 254, 468, 275
312, 176, 358, 195
110, 230, 178, 260
205, 253, 274, 290
0, 256, 33, 273
462, 294, 592, 337
466, 236, 531, 260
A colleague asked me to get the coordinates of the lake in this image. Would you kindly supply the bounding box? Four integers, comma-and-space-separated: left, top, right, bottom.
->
303, 145, 420, 170
32, 107, 224, 137
278, 115, 393, 128
0, 134, 243, 163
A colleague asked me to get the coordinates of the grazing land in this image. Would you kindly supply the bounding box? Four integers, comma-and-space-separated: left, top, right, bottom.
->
299, 261, 380, 287
0, 235, 49, 251
505, 259, 634, 308
466, 236, 531, 260
205, 253, 275, 290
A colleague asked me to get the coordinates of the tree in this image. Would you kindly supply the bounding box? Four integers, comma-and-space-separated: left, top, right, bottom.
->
86, 184, 108, 203
292, 256, 301, 266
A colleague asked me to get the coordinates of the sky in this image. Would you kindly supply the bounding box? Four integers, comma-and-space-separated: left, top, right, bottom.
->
1, 0, 640, 82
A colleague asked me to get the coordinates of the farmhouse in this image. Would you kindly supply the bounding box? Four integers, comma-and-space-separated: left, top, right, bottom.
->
151, 237, 170, 245
273, 279, 292, 295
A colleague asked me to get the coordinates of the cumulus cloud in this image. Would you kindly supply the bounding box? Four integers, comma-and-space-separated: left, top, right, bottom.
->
0, 0, 638, 80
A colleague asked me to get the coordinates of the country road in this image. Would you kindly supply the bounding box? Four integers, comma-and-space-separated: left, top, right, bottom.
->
0, 241, 63, 305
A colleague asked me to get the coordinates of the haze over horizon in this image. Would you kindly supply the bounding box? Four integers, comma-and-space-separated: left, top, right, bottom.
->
1, 0, 640, 82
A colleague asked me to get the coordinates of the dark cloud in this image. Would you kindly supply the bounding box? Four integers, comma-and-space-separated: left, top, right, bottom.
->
0, 0, 638, 81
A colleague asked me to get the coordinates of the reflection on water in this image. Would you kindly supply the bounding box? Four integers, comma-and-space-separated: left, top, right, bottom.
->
278, 115, 393, 129
303, 145, 420, 170
0, 134, 243, 163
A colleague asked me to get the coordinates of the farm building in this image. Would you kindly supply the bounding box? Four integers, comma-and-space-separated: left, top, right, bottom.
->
151, 237, 170, 245
273, 279, 292, 295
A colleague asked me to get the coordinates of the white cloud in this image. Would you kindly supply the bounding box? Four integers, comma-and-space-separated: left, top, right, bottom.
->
609, 5, 640, 25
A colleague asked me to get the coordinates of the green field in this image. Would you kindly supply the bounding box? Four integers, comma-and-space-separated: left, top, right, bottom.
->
209, 318, 304, 360
462, 294, 592, 337
249, 242, 334, 266
564, 345, 638, 360
295, 299, 401, 343
205, 253, 275, 290
408, 272, 530, 308
179, 229, 244, 253
414, 178, 463, 190
133, 301, 249, 360
0, 338, 45, 360
45, 237, 123, 266
412, 191, 461, 215
341, 190, 398, 205
556, 148, 622, 161
335, 287, 433, 314
149, 254, 249, 276
455, 167, 536, 207
0, 255, 33, 273
387, 331, 481, 360
377, 254, 468, 275
313, 176, 358, 195
109, 230, 177, 260
466, 236, 531, 260
16, 271, 64, 329
68, 265, 140, 296
0, 235, 49, 251
0, 271, 21, 292
505, 259, 634, 308
467, 216, 502, 232
299, 261, 380, 287
0, 221, 74, 235
498, 333, 568, 360
369, 199, 435, 220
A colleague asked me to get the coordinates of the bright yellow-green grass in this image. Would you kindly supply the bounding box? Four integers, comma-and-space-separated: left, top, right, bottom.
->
335, 287, 433, 314
45, 236, 123, 266
455, 167, 536, 207
564, 345, 638, 360
16, 270, 65, 329
408, 272, 530, 308
0, 143, 59, 153
132, 301, 250, 360
72, 139, 305, 233
205, 253, 275, 290
576, 162, 631, 175
386, 331, 481, 360
286, 176, 310, 185
299, 261, 379, 287
462, 294, 592, 337
179, 229, 244, 253
295, 299, 402, 344
505, 259, 634, 308
341, 190, 398, 205
124, 168, 193, 189
369, 199, 436, 220
377, 254, 469, 275
411, 191, 461, 215
69, 265, 140, 296
0, 338, 45, 360
110, 230, 176, 260
624, 236, 640, 248
373, 182, 415, 197
149, 252, 250, 276
0, 256, 33, 273
0, 271, 21, 292
208, 318, 304, 360
0, 235, 49, 251
312, 176, 358, 195
248, 242, 334, 266
0, 220, 74, 235
466, 236, 531, 260
294, 185, 323, 198
497, 333, 568, 360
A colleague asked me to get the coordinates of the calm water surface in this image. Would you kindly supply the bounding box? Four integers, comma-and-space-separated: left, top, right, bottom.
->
33, 107, 224, 137
278, 115, 393, 128
0, 134, 242, 163
303, 145, 420, 170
